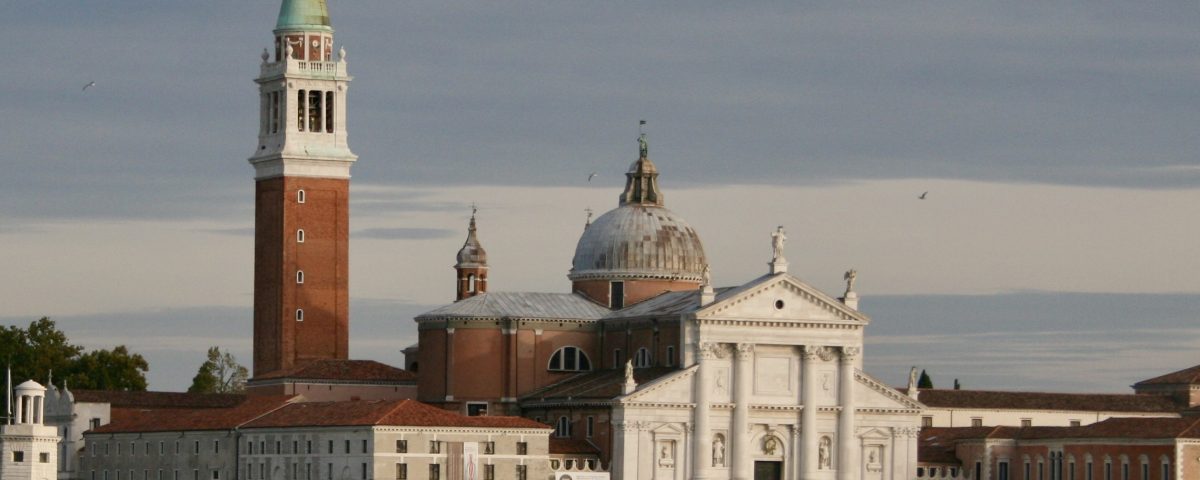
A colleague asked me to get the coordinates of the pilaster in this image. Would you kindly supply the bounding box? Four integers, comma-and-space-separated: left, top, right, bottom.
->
801, 345, 821, 479
837, 346, 860, 480
732, 343, 754, 480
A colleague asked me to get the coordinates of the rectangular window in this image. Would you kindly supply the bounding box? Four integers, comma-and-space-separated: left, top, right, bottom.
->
466, 403, 488, 417
1039, 462, 1044, 480
91, 418, 102, 430
327, 464, 333, 480
344, 440, 350, 454
429, 441, 440, 454
922, 416, 933, 427
1022, 419, 1032, 428
293, 441, 299, 454
360, 463, 367, 480
160, 442, 165, 455
484, 465, 494, 480
174, 470, 179, 480
395, 464, 406, 480
1163, 463, 1170, 480
194, 441, 200, 455
212, 472, 219, 480
1142, 464, 1148, 480
214, 440, 220, 455
307, 441, 313, 454
259, 465, 264, 480
1070, 420, 1081, 427
362, 440, 368, 453
1104, 463, 1111, 480
1122, 464, 1128, 480
176, 442, 181, 455
308, 90, 322, 133
13, 451, 24, 462
276, 442, 282, 454
1086, 462, 1093, 480
193, 470, 199, 480
613, 349, 622, 369
666, 346, 676, 366
516, 442, 527, 455
306, 464, 312, 480
395, 440, 407, 454
482, 442, 494, 455
610, 281, 625, 309
515, 465, 527, 480
297, 90, 306, 132
328, 441, 333, 454
146, 442, 151, 455
40, 452, 50, 463
131, 442, 136, 455
118, 443, 122, 455
325, 91, 334, 133
971, 418, 983, 427
428, 465, 440, 480
998, 461, 1009, 480
586, 416, 594, 438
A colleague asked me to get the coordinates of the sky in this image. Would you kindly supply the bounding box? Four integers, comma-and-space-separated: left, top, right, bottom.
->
1, 1, 1198, 393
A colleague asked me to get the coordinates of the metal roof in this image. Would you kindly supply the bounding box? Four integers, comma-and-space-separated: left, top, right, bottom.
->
276, 0, 331, 31
416, 292, 609, 321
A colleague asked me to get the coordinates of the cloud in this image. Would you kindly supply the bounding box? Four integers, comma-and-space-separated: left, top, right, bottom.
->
355, 227, 456, 240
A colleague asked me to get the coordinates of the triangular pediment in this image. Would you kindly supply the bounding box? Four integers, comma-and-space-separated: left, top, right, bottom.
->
621, 366, 696, 404
855, 369, 923, 410
698, 273, 869, 324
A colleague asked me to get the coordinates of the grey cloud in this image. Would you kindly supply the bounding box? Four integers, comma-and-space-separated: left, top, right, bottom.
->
354, 227, 456, 240
1, 0, 1197, 226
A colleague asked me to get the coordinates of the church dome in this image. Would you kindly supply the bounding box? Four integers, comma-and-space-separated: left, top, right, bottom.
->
569, 204, 707, 282
455, 212, 487, 267
569, 131, 707, 283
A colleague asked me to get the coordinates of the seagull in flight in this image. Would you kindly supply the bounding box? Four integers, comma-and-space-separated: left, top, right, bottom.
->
918, 191, 928, 200
587, 172, 597, 182
82, 81, 96, 92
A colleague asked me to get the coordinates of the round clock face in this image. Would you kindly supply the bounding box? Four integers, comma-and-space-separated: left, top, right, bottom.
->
312, 40, 320, 48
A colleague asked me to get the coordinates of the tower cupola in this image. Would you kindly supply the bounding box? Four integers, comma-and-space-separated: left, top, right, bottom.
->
455, 210, 489, 301
276, 0, 331, 31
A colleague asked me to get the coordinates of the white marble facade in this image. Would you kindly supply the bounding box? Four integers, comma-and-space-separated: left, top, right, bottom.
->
610, 274, 921, 480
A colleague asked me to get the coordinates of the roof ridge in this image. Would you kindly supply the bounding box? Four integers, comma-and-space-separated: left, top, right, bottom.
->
235, 396, 300, 429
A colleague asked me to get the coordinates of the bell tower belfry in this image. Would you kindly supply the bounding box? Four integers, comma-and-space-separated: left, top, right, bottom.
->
249, 0, 356, 377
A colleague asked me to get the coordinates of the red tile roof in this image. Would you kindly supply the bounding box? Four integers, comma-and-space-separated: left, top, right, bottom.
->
1135, 364, 1200, 387
549, 438, 601, 455
71, 390, 246, 409
920, 417, 1200, 463
920, 427, 999, 465
90, 396, 297, 434
243, 399, 550, 430
252, 359, 416, 382
915, 389, 1178, 413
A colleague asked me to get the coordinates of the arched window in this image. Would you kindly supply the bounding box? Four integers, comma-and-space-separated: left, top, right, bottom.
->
634, 347, 651, 368
554, 416, 571, 438
295, 309, 304, 322
297, 189, 306, 204
296, 270, 305, 284
296, 229, 305, 243
548, 347, 591, 372
467, 274, 476, 293
1161, 456, 1171, 480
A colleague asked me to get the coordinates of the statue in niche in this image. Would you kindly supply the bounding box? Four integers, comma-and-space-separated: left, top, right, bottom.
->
658, 442, 674, 467
818, 436, 832, 469
712, 434, 726, 467
866, 447, 883, 472
762, 436, 779, 456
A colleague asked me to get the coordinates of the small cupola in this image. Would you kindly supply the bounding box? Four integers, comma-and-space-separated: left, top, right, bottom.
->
455, 209, 488, 301
13, 380, 47, 425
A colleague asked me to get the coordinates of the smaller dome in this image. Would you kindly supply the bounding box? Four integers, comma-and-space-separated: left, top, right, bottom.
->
15, 380, 46, 393
456, 214, 487, 267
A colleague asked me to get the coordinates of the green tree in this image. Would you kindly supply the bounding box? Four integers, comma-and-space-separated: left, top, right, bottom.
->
64, 346, 149, 391
187, 347, 248, 394
0, 318, 84, 385
918, 369, 933, 389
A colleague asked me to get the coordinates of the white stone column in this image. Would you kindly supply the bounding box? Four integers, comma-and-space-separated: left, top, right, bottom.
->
693, 343, 717, 479
837, 346, 860, 480
801, 346, 821, 479
732, 343, 754, 480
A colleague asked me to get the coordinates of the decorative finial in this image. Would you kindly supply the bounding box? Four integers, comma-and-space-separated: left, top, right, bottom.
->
470, 202, 478, 218
285, 44, 294, 58
338, 46, 347, 62
584, 208, 594, 227
261, 48, 270, 63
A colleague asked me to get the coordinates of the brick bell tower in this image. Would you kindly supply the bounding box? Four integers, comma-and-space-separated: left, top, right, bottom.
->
249, 0, 356, 377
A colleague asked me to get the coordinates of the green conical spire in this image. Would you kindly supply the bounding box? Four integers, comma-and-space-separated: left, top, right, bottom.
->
276, 0, 331, 31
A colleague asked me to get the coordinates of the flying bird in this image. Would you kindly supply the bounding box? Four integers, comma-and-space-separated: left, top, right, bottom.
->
918, 191, 928, 200
82, 81, 96, 92
587, 172, 597, 182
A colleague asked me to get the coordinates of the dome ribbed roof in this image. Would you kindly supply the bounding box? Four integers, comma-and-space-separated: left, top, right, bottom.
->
569, 204, 706, 282
276, 0, 331, 31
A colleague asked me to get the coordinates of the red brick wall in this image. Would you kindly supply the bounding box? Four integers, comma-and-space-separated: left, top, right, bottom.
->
417, 329, 448, 402
573, 279, 700, 308
254, 177, 349, 377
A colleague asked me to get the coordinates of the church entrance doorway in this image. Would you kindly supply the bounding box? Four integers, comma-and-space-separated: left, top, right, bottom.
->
753, 461, 783, 480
